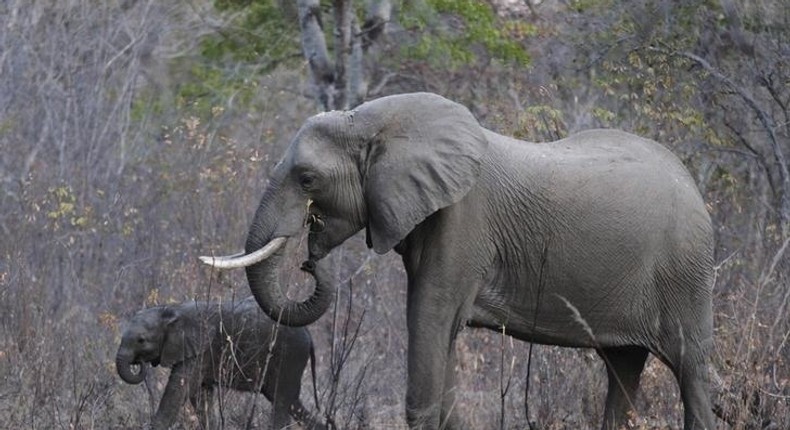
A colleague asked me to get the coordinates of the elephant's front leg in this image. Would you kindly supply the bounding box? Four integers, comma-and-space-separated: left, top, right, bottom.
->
405, 279, 473, 429
440, 342, 463, 429
152, 361, 201, 430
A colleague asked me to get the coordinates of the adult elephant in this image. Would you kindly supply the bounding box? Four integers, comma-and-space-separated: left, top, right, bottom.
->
201, 93, 716, 429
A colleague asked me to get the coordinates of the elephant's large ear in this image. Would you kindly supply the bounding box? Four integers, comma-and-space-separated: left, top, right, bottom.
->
159, 305, 208, 367
357, 93, 489, 253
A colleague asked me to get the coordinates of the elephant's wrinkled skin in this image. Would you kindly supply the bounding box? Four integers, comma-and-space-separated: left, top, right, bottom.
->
203, 93, 716, 429
115, 296, 325, 430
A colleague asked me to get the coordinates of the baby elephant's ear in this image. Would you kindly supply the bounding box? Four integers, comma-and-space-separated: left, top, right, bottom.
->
159, 306, 205, 367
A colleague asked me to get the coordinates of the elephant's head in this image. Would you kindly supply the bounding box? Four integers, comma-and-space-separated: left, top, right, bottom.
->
201, 93, 489, 326
115, 305, 205, 384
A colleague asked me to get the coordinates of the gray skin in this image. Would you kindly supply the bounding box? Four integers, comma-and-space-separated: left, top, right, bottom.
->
115, 296, 326, 430
233, 93, 716, 429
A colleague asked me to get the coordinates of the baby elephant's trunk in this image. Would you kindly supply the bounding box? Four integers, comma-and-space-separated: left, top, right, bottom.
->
115, 352, 146, 384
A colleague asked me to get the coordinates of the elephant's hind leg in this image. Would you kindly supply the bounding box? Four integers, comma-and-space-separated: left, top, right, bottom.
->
655, 337, 716, 429
669, 351, 716, 430
597, 346, 649, 430
678, 369, 716, 430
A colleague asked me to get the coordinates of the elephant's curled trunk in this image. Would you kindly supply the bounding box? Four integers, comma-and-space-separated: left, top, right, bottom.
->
246, 238, 335, 327
115, 353, 146, 385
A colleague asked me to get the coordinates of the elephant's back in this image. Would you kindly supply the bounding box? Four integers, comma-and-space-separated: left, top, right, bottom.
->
486, 128, 708, 218
219, 298, 311, 371
552, 129, 696, 180
482, 127, 713, 271
229, 297, 310, 338
549, 129, 712, 233
538, 129, 694, 184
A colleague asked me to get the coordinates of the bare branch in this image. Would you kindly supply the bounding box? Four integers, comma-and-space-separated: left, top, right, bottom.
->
653, 47, 790, 235
758, 237, 790, 287
361, 0, 391, 49
367, 72, 396, 97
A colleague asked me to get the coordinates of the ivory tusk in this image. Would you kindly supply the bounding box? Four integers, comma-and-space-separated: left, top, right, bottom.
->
205, 251, 246, 261
199, 237, 287, 269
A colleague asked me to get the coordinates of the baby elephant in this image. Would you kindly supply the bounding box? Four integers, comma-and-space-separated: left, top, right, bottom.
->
116, 297, 325, 430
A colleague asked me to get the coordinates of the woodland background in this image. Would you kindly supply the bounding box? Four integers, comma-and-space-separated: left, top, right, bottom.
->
1, 0, 788, 428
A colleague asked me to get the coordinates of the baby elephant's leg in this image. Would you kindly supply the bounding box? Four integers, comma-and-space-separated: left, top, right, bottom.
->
261, 368, 296, 430
260, 352, 326, 430
153, 362, 201, 430
289, 399, 326, 430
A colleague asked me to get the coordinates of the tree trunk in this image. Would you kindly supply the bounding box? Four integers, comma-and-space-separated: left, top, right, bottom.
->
333, 0, 352, 110
297, 0, 334, 111
295, 0, 391, 111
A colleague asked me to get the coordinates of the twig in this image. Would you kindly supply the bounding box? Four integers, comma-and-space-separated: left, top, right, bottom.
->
524, 242, 549, 430
326, 275, 366, 429
712, 248, 740, 286
758, 236, 790, 287
499, 325, 515, 430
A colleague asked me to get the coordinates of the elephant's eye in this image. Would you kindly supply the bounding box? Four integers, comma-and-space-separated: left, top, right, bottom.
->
298, 173, 316, 190
137, 336, 146, 344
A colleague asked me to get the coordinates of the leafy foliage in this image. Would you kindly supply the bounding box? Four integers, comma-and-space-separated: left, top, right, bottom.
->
203, 0, 299, 66
400, 0, 533, 69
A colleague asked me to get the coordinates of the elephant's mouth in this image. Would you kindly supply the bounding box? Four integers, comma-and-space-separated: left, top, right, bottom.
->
132, 354, 159, 367
129, 362, 144, 374
304, 201, 326, 233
